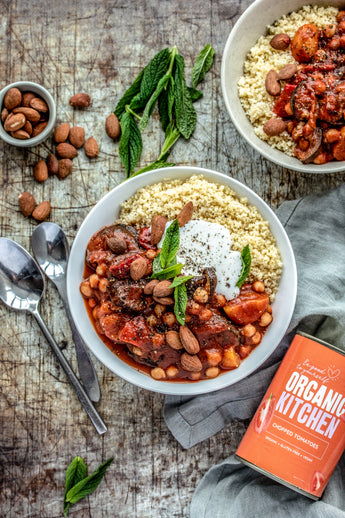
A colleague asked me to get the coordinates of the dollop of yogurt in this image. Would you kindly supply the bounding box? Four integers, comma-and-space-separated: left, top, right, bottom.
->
160, 219, 242, 300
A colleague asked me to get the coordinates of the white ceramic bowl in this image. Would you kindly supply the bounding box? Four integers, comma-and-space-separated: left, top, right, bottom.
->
0, 81, 56, 147
221, 0, 345, 174
67, 167, 297, 395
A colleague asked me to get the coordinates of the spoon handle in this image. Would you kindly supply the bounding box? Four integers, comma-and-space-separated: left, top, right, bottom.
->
58, 281, 100, 403
32, 309, 107, 435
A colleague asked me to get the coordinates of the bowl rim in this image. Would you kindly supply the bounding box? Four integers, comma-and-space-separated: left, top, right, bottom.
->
67, 166, 297, 395
0, 81, 56, 147
220, 0, 345, 174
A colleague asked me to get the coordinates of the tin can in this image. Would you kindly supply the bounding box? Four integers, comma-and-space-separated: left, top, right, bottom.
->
235, 331, 345, 499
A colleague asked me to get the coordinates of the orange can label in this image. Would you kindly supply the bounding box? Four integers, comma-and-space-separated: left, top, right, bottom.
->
236, 332, 345, 499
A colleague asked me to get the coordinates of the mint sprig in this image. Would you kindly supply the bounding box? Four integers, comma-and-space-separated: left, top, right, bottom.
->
63, 457, 113, 516
236, 244, 251, 288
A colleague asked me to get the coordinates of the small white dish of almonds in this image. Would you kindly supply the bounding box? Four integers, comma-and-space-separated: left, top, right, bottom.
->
67, 167, 296, 396
221, 0, 345, 173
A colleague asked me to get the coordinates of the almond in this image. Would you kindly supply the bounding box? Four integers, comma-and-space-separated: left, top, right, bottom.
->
165, 330, 183, 350
152, 296, 174, 305
277, 63, 298, 81
150, 215, 167, 245
4, 87, 22, 110
46, 153, 59, 175
69, 93, 91, 108
56, 142, 78, 159
58, 158, 73, 179
32, 121, 48, 137
107, 235, 127, 254
69, 126, 85, 148
130, 257, 147, 281
22, 92, 36, 107
263, 118, 287, 137
13, 107, 41, 122
84, 137, 99, 158
177, 201, 193, 227
18, 192, 36, 217
180, 353, 202, 372
153, 280, 173, 298
179, 325, 200, 354
4, 112, 26, 132
11, 129, 30, 140
265, 70, 281, 96
1, 107, 9, 123
270, 33, 291, 51
23, 120, 33, 136
105, 113, 121, 139
30, 97, 49, 113
54, 122, 70, 143
34, 160, 48, 182
143, 279, 160, 295
32, 201, 51, 221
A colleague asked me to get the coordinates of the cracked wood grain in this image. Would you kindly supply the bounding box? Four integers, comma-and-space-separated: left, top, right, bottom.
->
0, 0, 345, 517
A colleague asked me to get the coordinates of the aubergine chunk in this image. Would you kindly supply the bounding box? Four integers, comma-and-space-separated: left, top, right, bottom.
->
187, 267, 217, 301
86, 224, 139, 269
189, 311, 240, 348
108, 278, 149, 313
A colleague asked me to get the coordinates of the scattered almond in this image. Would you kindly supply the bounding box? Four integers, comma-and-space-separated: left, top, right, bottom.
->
1, 108, 8, 123
150, 215, 167, 245
4, 87, 22, 110
46, 153, 59, 175
69, 126, 85, 148
270, 33, 291, 51
153, 280, 173, 298
165, 330, 183, 350
265, 69, 281, 96
22, 92, 36, 107
177, 201, 193, 227
4, 112, 26, 132
13, 106, 41, 122
69, 93, 91, 108
58, 158, 73, 179
23, 120, 33, 136
32, 121, 48, 138
277, 63, 298, 81
56, 142, 78, 159
143, 279, 160, 295
105, 113, 121, 139
32, 201, 51, 221
34, 160, 48, 182
130, 257, 147, 281
179, 325, 200, 354
152, 296, 174, 305
11, 129, 30, 140
263, 118, 287, 137
18, 192, 36, 217
180, 352, 202, 372
107, 235, 127, 254
84, 137, 99, 158
30, 97, 49, 113
54, 122, 70, 143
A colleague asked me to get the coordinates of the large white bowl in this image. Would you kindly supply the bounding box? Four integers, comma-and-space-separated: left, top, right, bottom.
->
67, 167, 297, 395
221, 0, 345, 174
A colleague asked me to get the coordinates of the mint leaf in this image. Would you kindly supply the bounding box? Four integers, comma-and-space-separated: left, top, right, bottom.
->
139, 48, 170, 103
114, 69, 144, 120
119, 112, 143, 177
192, 44, 215, 88
152, 253, 163, 276
188, 86, 203, 102
152, 262, 184, 280
174, 283, 188, 325
236, 244, 251, 288
174, 54, 196, 139
158, 77, 175, 132
130, 159, 175, 177
169, 275, 194, 289
160, 219, 179, 268
65, 458, 114, 505
140, 74, 170, 130
64, 457, 87, 516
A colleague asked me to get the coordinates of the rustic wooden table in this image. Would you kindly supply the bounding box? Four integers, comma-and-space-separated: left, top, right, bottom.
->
1, 0, 345, 517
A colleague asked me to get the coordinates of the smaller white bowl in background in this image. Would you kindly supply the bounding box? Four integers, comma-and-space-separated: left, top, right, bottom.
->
67, 167, 297, 396
0, 81, 56, 147
221, 0, 345, 174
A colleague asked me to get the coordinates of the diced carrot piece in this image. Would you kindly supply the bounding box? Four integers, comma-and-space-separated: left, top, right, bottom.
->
221, 346, 241, 370
223, 292, 269, 325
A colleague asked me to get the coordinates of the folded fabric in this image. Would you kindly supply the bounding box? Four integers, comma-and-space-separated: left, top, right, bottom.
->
163, 183, 345, 516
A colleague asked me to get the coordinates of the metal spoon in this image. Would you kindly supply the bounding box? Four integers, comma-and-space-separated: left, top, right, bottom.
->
0, 237, 106, 435
31, 222, 100, 403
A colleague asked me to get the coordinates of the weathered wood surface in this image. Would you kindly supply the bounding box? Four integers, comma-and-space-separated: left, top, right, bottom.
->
1, 0, 345, 517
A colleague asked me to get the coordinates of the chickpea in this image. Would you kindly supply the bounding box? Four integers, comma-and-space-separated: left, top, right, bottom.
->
337, 10, 345, 23
150, 367, 166, 380
251, 331, 262, 345
338, 20, 345, 34
259, 312, 273, 327
324, 23, 336, 38
313, 80, 326, 95
238, 345, 252, 359
132, 346, 143, 356
242, 324, 256, 338
88, 298, 97, 309
298, 138, 309, 152
199, 308, 213, 322
252, 281, 265, 293
154, 303, 166, 317
145, 249, 157, 260
190, 371, 201, 381
193, 287, 209, 304
325, 128, 340, 144
92, 306, 99, 320
313, 152, 328, 165
284, 102, 293, 116
205, 348, 222, 366
266, 304, 272, 314
329, 36, 340, 50
80, 281, 92, 298
89, 273, 99, 289
98, 278, 108, 293
187, 300, 201, 315
152, 333, 165, 348
146, 314, 158, 327
162, 312, 176, 327
341, 126, 345, 139
211, 293, 226, 307
96, 263, 107, 276
166, 365, 178, 377
205, 367, 220, 379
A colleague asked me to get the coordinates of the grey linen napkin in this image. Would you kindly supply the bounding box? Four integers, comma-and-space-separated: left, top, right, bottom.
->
163, 183, 345, 516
